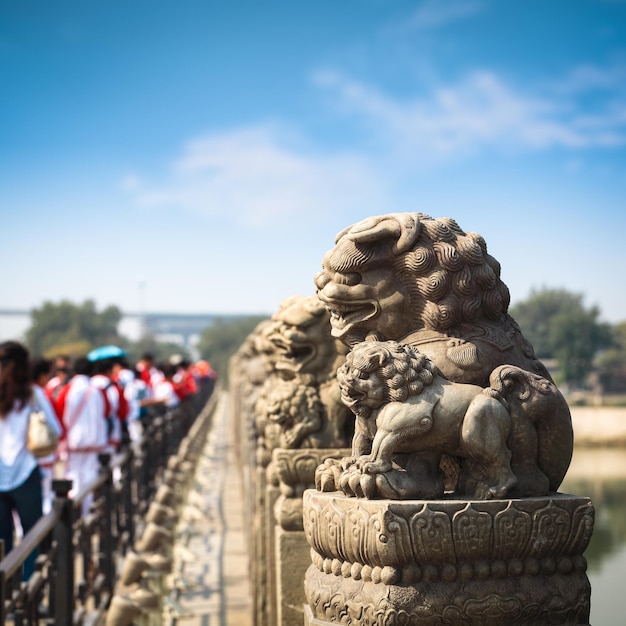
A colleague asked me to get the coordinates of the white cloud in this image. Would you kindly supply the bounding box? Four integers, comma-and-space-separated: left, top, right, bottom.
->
407, 0, 484, 29
125, 63, 626, 228
313, 68, 626, 157
553, 63, 626, 95
119, 174, 142, 191
124, 124, 386, 226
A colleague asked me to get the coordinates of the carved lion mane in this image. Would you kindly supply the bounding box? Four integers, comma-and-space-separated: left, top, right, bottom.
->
317, 213, 511, 333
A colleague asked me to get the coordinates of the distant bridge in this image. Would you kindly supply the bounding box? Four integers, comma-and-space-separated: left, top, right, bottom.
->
134, 312, 220, 338
0, 309, 264, 350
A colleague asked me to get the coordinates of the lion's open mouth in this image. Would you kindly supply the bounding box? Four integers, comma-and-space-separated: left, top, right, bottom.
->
319, 299, 379, 338
269, 335, 315, 372
340, 388, 363, 409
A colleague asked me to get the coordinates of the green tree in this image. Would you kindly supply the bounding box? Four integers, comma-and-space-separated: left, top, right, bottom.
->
25, 299, 124, 357
510, 287, 612, 388
509, 288, 588, 358
596, 322, 626, 392
196, 315, 268, 382
548, 307, 612, 388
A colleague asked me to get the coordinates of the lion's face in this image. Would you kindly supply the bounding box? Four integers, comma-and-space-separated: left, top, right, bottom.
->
315, 213, 510, 348
315, 266, 416, 346
337, 340, 437, 418
265, 295, 343, 378
337, 364, 385, 417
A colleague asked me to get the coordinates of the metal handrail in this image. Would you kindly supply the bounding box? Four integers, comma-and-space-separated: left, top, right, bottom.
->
0, 379, 216, 625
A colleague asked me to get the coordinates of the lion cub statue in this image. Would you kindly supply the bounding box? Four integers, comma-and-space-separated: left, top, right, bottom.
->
316, 340, 569, 500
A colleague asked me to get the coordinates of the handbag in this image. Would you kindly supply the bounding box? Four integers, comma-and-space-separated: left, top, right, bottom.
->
27, 393, 59, 458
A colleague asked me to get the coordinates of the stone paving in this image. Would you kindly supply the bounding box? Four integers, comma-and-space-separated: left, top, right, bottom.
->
168, 391, 252, 626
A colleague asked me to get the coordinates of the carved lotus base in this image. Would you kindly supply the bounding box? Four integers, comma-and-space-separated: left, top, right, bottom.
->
303, 490, 594, 625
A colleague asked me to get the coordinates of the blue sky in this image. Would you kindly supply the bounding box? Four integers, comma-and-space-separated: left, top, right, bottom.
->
1, 0, 625, 325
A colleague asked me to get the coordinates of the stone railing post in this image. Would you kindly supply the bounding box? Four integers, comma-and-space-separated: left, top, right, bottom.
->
272, 448, 350, 626
303, 491, 594, 625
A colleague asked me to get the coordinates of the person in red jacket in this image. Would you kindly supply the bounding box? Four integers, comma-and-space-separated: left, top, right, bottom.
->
172, 358, 198, 402
136, 352, 162, 393
45, 354, 71, 403
90, 358, 129, 451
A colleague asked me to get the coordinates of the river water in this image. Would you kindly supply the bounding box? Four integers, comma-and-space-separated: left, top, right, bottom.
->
561, 447, 626, 625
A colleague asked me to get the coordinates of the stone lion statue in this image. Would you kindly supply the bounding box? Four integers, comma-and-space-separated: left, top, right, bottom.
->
316, 340, 570, 500
263, 379, 325, 449
315, 213, 548, 385
263, 294, 348, 384
255, 295, 353, 457
314, 213, 573, 497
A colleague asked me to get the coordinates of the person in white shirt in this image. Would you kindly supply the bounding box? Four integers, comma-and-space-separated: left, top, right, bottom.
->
117, 368, 146, 441
153, 362, 180, 409
0, 341, 62, 579
53, 357, 109, 515
90, 358, 125, 452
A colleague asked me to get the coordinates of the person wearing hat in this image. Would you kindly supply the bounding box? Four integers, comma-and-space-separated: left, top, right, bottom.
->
90, 357, 129, 452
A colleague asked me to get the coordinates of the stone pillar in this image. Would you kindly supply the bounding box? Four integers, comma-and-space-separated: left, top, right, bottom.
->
272, 449, 350, 626
253, 465, 270, 626
303, 490, 594, 625
227, 295, 353, 626
265, 465, 280, 626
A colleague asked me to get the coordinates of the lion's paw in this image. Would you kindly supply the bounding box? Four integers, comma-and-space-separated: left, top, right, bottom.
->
315, 458, 343, 492
340, 456, 359, 471
334, 461, 392, 498
338, 467, 354, 495
336, 464, 365, 497
472, 477, 516, 500
361, 459, 392, 474
283, 430, 299, 447
360, 473, 377, 498
347, 470, 364, 496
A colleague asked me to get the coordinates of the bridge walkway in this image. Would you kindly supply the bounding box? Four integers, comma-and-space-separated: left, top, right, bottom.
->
168, 391, 252, 626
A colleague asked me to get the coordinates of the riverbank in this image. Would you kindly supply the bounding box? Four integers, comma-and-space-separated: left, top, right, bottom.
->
571, 406, 626, 447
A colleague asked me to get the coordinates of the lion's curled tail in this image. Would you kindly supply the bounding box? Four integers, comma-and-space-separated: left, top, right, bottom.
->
486, 364, 573, 493
487, 365, 554, 419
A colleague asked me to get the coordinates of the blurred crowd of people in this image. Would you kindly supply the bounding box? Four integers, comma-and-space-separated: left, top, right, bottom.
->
0, 339, 217, 578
